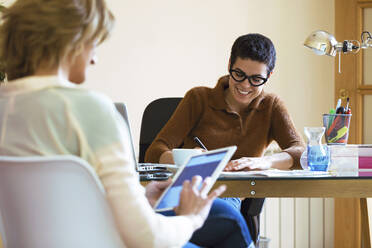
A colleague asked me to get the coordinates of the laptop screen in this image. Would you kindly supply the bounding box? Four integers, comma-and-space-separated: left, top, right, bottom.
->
114, 103, 139, 169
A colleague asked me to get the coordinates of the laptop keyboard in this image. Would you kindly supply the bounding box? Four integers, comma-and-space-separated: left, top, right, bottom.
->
137, 165, 167, 172
137, 163, 177, 172
137, 163, 178, 180
139, 171, 173, 180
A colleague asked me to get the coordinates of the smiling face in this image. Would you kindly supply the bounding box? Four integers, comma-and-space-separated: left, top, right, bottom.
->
227, 57, 270, 109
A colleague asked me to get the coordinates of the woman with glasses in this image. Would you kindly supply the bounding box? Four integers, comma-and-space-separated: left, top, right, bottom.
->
147, 33, 304, 175
146, 33, 305, 244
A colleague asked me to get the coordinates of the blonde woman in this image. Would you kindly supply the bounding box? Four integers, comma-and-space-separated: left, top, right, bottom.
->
0, 1, 256, 247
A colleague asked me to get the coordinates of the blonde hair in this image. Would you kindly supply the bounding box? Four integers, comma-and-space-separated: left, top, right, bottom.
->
0, 0, 114, 81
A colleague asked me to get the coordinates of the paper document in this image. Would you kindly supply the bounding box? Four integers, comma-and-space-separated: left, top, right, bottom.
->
219, 169, 333, 178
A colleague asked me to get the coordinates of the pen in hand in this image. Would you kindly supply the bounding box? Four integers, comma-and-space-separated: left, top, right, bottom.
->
193, 137, 208, 150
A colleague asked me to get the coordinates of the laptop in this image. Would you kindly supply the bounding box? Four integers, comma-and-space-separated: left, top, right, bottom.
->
115, 103, 175, 180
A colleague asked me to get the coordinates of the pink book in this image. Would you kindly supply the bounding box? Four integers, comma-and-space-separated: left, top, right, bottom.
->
358, 145, 372, 169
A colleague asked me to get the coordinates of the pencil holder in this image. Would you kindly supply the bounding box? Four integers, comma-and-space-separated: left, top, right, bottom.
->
322, 114, 352, 145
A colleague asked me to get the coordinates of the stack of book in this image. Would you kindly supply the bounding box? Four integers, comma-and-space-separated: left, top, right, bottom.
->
357, 145, 372, 176
329, 145, 372, 176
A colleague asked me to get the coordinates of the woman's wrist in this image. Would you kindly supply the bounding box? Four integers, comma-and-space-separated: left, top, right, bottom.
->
266, 152, 293, 170
258, 156, 273, 170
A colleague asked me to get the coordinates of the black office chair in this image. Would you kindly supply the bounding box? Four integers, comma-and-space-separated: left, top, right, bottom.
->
139, 97, 265, 243
139, 98, 182, 163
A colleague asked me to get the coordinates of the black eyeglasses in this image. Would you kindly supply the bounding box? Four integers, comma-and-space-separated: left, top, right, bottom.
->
229, 69, 268, 87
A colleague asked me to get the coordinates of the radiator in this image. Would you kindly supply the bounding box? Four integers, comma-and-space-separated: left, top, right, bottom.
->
260, 198, 334, 248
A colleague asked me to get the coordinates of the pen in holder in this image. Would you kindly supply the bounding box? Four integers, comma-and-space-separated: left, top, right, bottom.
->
322, 114, 352, 145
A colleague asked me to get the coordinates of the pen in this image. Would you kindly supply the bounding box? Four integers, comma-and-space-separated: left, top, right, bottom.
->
193, 137, 208, 150
328, 108, 335, 129
344, 97, 351, 114
345, 97, 349, 111
335, 98, 341, 111
336, 106, 344, 114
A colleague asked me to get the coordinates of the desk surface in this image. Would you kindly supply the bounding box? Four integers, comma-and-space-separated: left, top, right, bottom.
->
141, 174, 372, 198
213, 177, 372, 198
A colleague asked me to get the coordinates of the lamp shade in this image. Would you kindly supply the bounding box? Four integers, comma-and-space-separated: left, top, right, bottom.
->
304, 30, 338, 56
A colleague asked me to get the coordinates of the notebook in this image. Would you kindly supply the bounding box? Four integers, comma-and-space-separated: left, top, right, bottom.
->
115, 103, 175, 180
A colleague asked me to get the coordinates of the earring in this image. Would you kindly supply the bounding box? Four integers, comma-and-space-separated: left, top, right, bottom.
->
90, 55, 98, 65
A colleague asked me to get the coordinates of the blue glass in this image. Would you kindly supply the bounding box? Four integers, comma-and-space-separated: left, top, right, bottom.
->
307, 144, 330, 171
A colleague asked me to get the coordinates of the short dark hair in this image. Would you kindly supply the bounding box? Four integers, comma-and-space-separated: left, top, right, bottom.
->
229, 33, 276, 75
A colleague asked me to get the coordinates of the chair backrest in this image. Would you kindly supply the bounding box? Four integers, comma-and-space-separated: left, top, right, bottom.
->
139, 97, 182, 163
0, 156, 124, 248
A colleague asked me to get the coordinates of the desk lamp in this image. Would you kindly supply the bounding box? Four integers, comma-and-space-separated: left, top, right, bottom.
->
304, 30, 372, 73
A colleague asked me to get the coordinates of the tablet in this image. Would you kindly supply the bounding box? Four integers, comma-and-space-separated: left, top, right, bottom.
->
154, 146, 237, 211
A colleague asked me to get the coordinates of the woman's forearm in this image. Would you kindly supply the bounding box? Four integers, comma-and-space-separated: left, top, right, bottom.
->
159, 151, 174, 164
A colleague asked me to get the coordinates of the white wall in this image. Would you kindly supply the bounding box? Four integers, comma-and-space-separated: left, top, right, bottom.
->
1, 1, 334, 154
83, 0, 335, 153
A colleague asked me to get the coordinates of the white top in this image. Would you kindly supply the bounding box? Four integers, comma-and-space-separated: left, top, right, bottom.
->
0, 75, 199, 248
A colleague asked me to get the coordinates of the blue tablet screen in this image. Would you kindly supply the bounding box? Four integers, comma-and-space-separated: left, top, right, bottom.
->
155, 151, 227, 210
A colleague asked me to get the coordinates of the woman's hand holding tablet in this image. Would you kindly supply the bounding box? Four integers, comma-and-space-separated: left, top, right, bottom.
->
174, 176, 227, 228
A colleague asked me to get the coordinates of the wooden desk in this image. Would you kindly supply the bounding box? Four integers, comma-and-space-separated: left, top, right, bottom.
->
212, 177, 372, 248
213, 177, 372, 198
143, 176, 372, 247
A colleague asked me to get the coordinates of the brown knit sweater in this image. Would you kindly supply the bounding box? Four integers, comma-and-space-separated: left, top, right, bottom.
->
145, 75, 305, 168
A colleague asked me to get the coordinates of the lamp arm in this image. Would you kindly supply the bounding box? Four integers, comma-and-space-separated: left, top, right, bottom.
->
361, 31, 372, 49
342, 40, 360, 54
